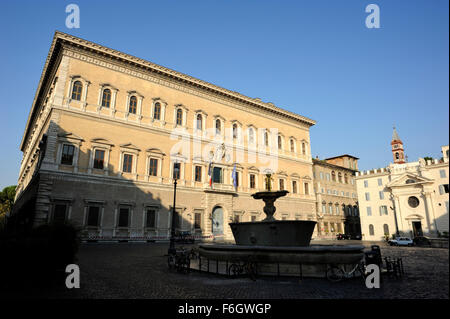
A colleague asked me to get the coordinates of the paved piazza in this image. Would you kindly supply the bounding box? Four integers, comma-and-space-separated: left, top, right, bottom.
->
8, 241, 449, 299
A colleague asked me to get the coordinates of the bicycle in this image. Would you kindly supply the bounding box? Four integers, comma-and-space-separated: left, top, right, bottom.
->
168, 247, 191, 273
326, 260, 367, 283
228, 258, 257, 281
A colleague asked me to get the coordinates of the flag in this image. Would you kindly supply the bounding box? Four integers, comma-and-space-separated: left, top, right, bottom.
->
232, 163, 237, 188
208, 162, 212, 187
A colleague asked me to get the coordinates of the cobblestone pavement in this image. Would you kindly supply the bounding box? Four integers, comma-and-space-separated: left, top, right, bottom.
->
6, 241, 449, 299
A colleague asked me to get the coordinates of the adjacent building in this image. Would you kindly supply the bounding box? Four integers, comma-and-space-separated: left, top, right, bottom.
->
312, 155, 361, 239
12, 32, 318, 242
356, 128, 449, 240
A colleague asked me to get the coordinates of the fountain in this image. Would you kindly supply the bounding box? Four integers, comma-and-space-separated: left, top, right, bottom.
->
197, 174, 364, 278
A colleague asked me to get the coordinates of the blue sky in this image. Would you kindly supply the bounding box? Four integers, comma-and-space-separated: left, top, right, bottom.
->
0, 0, 448, 189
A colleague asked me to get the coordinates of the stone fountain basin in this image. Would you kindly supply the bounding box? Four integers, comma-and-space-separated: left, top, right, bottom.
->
229, 220, 317, 247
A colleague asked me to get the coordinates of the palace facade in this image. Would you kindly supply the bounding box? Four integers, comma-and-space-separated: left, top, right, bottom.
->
356, 129, 449, 240
312, 155, 361, 239
12, 32, 318, 241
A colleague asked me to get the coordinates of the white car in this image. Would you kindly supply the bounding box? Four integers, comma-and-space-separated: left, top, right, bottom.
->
388, 237, 414, 246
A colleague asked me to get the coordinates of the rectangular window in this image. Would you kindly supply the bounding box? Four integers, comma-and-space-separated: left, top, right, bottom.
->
379, 191, 384, 200
173, 162, 181, 179
365, 192, 370, 201
194, 212, 202, 230
213, 167, 222, 184
149, 158, 158, 176
367, 207, 372, 216
93, 149, 105, 169
292, 181, 297, 194
335, 205, 339, 214
251, 215, 257, 222
279, 179, 285, 191
364, 180, 369, 188
324, 222, 329, 233
87, 206, 100, 227
118, 208, 130, 227
234, 214, 240, 223
440, 169, 446, 178
250, 174, 256, 189
122, 154, 133, 173
61, 144, 75, 165
329, 205, 333, 214
320, 172, 324, 180
53, 204, 67, 223
304, 183, 309, 195
379, 205, 388, 216
322, 204, 326, 214
378, 178, 383, 186
235, 171, 239, 187
326, 173, 330, 181
195, 166, 202, 182
146, 209, 156, 228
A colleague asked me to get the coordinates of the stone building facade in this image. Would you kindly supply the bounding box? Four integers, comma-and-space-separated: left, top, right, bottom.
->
12, 32, 318, 241
356, 129, 449, 240
312, 155, 361, 239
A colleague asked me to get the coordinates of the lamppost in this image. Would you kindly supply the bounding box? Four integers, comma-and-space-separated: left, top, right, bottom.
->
168, 163, 180, 255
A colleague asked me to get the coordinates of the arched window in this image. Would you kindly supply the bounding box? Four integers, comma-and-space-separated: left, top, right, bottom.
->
302, 142, 306, 155
196, 114, 202, 130
71, 81, 82, 101
290, 139, 295, 152
395, 152, 399, 160
369, 224, 375, 236
248, 128, 254, 144
342, 204, 347, 216
101, 89, 111, 108
278, 136, 282, 149
154, 102, 161, 120
215, 119, 221, 135
233, 124, 238, 139
264, 131, 269, 147
344, 174, 348, 184
338, 172, 342, 183
129, 96, 137, 114
353, 206, 359, 216
331, 171, 336, 182
383, 224, 389, 235
176, 108, 183, 126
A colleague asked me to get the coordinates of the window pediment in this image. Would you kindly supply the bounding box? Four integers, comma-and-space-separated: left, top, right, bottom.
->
57, 132, 84, 142
120, 143, 141, 151
146, 148, 165, 156
91, 138, 114, 146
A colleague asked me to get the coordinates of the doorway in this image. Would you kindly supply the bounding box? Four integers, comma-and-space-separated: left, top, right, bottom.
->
412, 221, 423, 237
211, 206, 223, 236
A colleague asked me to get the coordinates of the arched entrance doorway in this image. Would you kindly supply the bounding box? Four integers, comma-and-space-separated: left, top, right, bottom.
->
211, 206, 224, 236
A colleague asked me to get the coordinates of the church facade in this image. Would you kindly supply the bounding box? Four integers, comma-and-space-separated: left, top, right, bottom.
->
12, 32, 318, 241
356, 128, 449, 240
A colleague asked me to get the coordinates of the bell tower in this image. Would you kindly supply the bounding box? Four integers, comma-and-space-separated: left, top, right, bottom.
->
391, 126, 405, 164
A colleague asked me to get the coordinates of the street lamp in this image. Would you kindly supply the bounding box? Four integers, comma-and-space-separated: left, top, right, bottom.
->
168, 163, 180, 255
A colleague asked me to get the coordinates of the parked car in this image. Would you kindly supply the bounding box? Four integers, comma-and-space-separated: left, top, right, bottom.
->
413, 236, 431, 247
336, 233, 350, 240
388, 237, 413, 246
